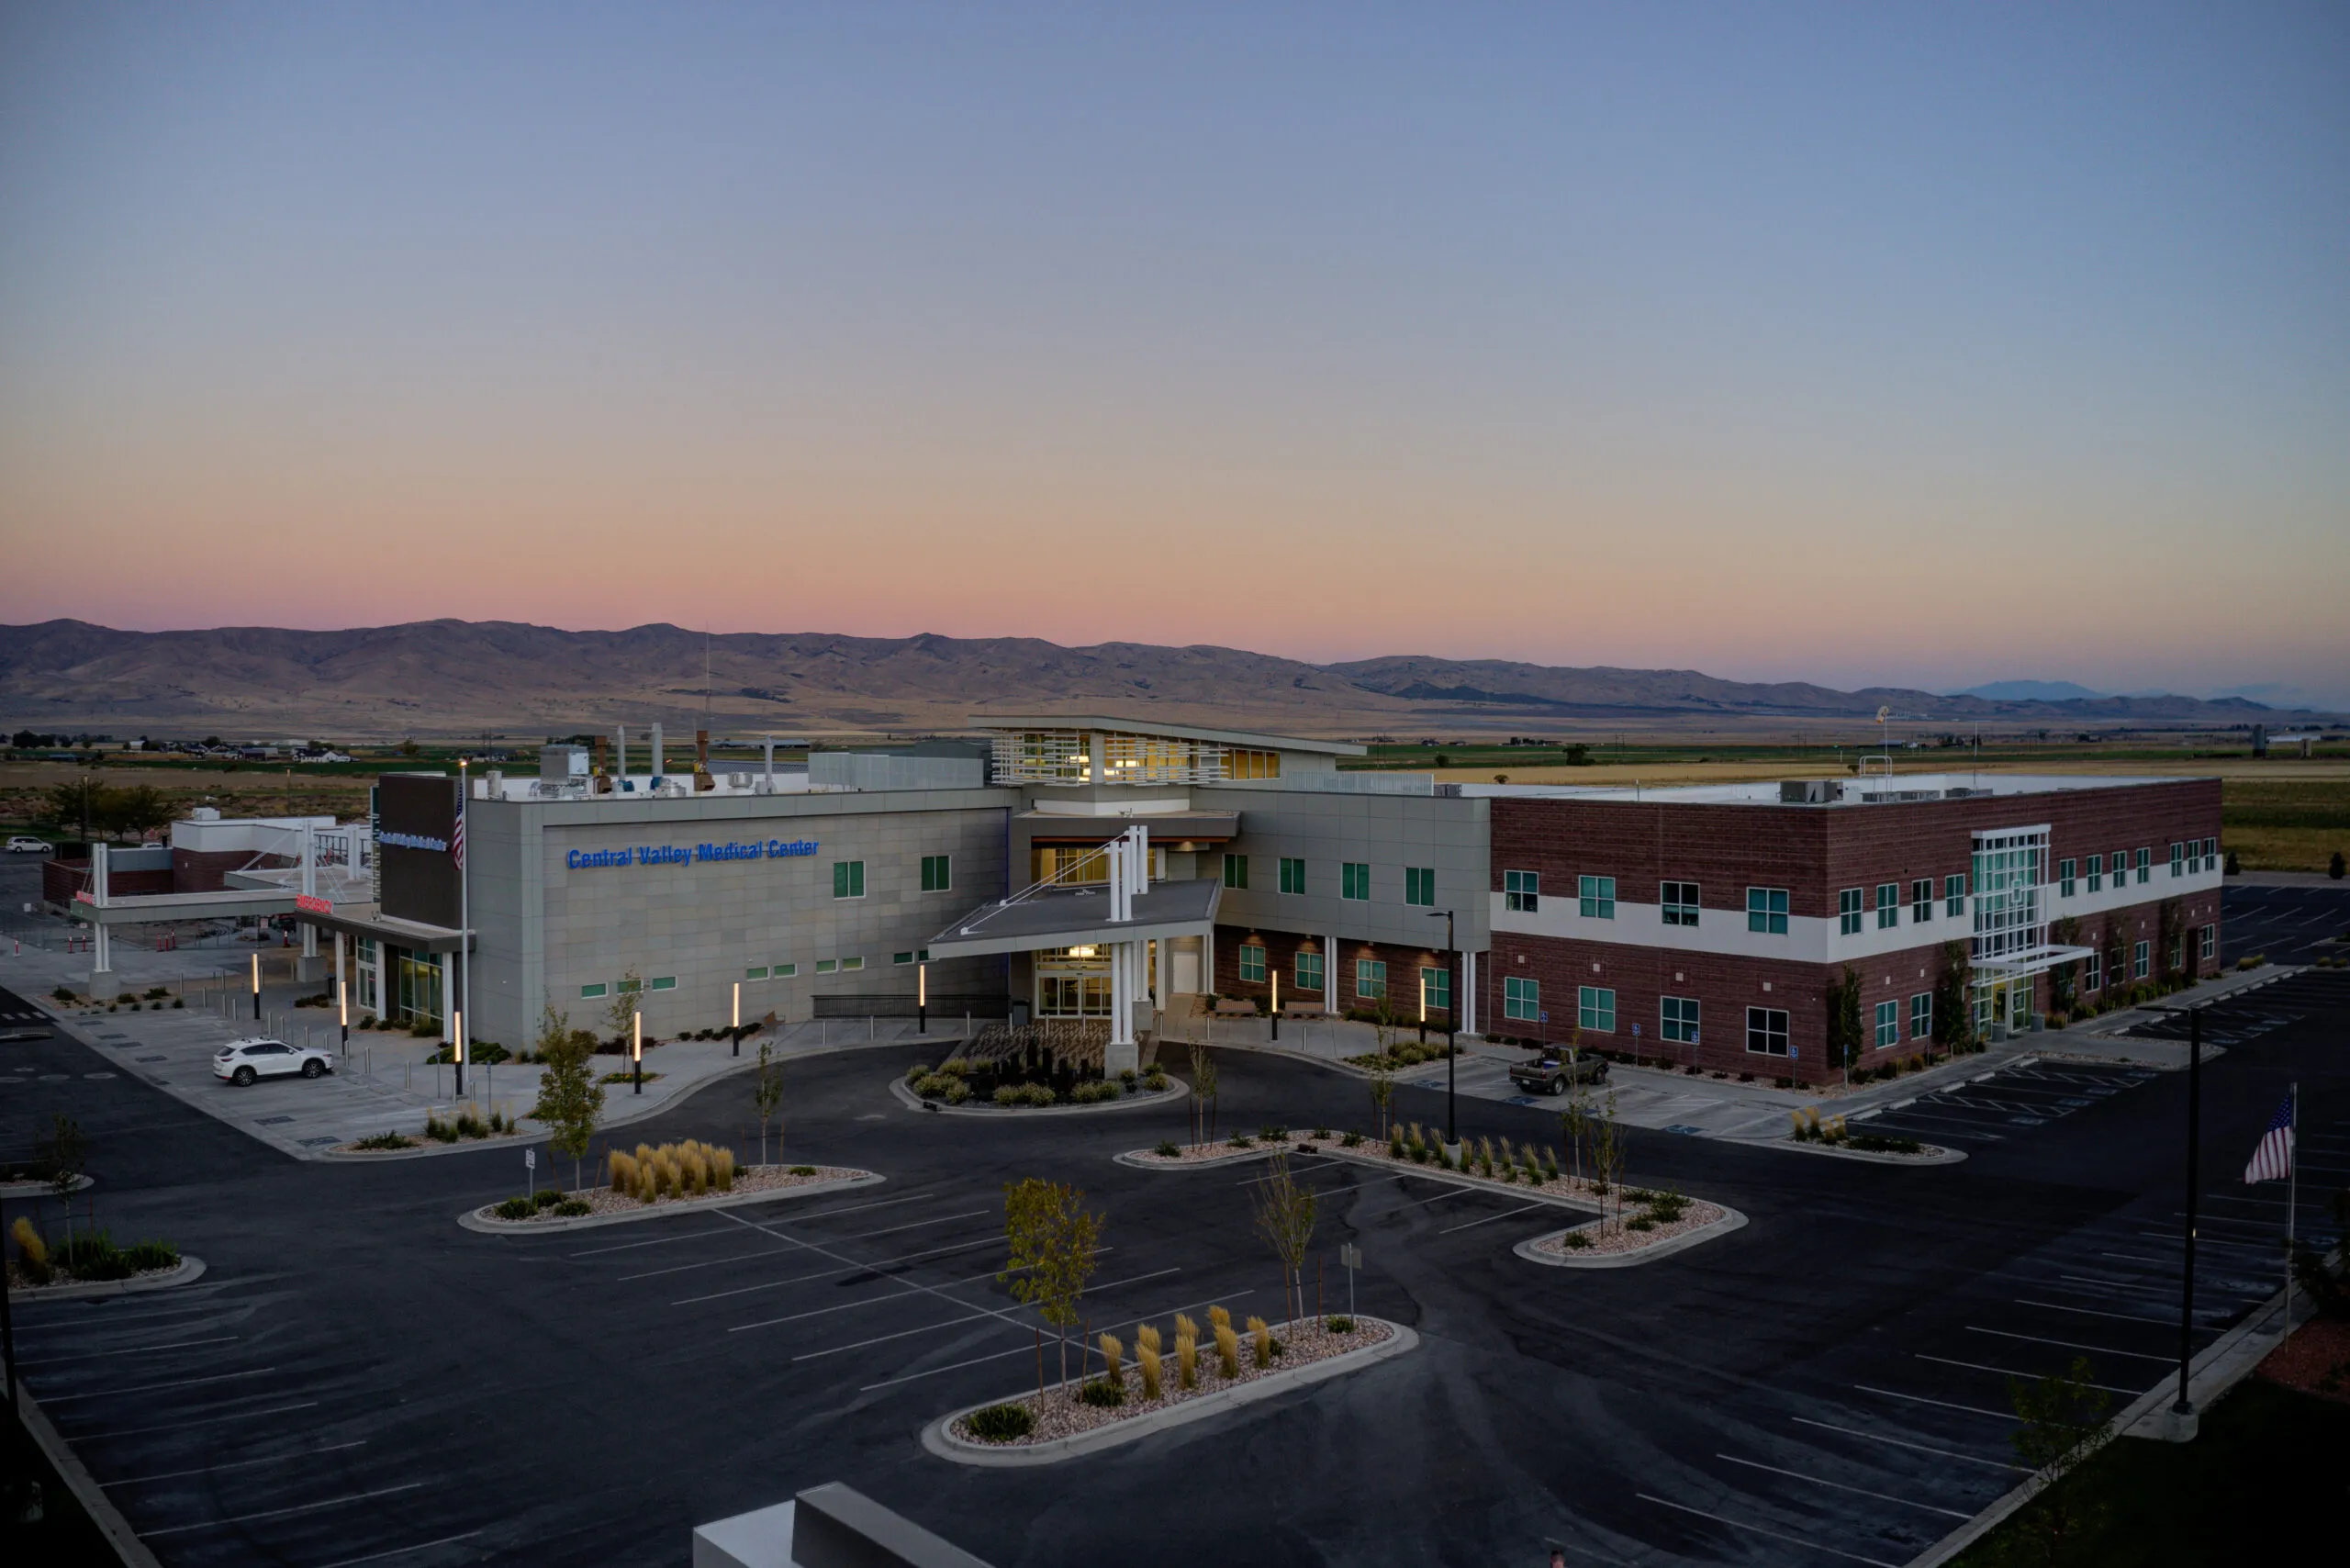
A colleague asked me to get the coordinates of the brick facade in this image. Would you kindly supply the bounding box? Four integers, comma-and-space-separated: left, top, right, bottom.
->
1213, 922, 1460, 1023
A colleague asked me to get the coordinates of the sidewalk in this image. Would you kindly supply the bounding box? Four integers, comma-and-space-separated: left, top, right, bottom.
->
1, 939, 960, 1161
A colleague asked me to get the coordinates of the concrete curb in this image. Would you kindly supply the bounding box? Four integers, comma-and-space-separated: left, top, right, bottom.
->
1111, 1145, 1285, 1171
887, 1074, 1187, 1118
15, 1386, 165, 1568
920, 1319, 1418, 1467
1903, 1280, 2306, 1568
456, 1171, 882, 1234
1760, 1137, 1965, 1167
321, 1131, 546, 1162
0, 1172, 95, 1197
1514, 1209, 1747, 1270
11, 1254, 207, 1301
1116, 1141, 1612, 1217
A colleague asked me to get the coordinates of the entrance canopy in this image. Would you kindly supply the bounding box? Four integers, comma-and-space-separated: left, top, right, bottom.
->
925, 879, 1221, 961
1972, 943, 2096, 980
72, 888, 298, 925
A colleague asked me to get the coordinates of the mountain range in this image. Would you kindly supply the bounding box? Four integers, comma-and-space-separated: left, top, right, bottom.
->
0, 620, 2319, 740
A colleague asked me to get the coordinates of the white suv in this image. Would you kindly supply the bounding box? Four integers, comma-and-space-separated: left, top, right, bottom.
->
6, 835, 50, 854
213, 1037, 336, 1086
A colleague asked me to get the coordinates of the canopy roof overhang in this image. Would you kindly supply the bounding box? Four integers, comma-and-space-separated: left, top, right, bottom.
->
926, 879, 1222, 961
1972, 943, 2098, 980
72, 889, 297, 925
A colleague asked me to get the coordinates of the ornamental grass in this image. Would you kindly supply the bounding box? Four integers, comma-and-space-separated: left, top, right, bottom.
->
1138, 1341, 1163, 1400
1247, 1315, 1274, 1369
1214, 1321, 1241, 1379
1176, 1331, 1199, 1390
1099, 1332, 1124, 1388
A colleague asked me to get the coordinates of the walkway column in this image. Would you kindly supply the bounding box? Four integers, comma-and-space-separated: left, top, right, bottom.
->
90, 842, 112, 980
299, 822, 319, 961
1461, 950, 1478, 1036
1105, 939, 1138, 1078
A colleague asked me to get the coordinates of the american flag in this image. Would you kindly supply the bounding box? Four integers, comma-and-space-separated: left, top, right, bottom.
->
452, 801, 465, 870
2243, 1092, 2295, 1184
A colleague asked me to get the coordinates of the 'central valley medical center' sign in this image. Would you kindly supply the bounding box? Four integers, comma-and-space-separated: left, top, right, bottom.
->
565, 838, 820, 871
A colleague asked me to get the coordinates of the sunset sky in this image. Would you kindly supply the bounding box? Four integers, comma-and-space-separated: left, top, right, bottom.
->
2, 4, 2344, 702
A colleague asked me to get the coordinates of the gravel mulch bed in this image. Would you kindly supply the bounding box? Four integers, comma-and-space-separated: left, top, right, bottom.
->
473, 1163, 866, 1224
951, 1316, 1396, 1447
6, 1260, 181, 1294
2255, 1315, 2350, 1406
1128, 1133, 1722, 1256
331, 1127, 527, 1155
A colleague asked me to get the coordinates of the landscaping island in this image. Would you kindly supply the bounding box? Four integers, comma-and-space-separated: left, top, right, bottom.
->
466, 1139, 873, 1228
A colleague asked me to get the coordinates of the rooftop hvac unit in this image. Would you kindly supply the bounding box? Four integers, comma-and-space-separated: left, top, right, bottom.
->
1780, 779, 1837, 804
541, 745, 589, 784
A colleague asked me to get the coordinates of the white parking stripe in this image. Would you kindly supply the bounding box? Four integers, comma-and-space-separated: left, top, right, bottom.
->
1964, 1327, 2171, 1362
2015, 1297, 2212, 1329
104, 1440, 364, 1488
671, 1236, 1013, 1306
615, 1208, 987, 1281
1790, 1415, 2029, 1472
42, 1366, 278, 1404
310, 1530, 487, 1568
1714, 1453, 1971, 1519
788, 1267, 1184, 1360
1637, 1493, 1901, 1566
19, 1336, 239, 1368
1852, 1384, 2011, 1419
1913, 1353, 2136, 1394
144, 1481, 425, 1538
73, 1401, 321, 1442
1437, 1201, 1552, 1235
722, 1264, 1013, 1333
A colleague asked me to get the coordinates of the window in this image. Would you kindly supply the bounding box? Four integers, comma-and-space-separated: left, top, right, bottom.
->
1505, 869, 1539, 913
744, 967, 767, 981
815, 958, 837, 975
2169, 842, 2184, 879
1912, 878, 1933, 922
1294, 948, 1325, 992
1503, 975, 1539, 1023
833, 860, 865, 899
1579, 875, 1617, 919
1238, 944, 1266, 982
1839, 888, 1863, 935
1420, 966, 1451, 1014
1578, 986, 1616, 1032
649, 976, 677, 991
1910, 991, 1932, 1039
1227, 748, 1281, 780
2132, 940, 2150, 980
617, 977, 643, 994
1661, 881, 1699, 926
1404, 867, 1436, 906
579, 981, 609, 1000
1356, 958, 1387, 1000
1661, 995, 1699, 1044
2084, 950, 2101, 991
2199, 924, 2215, 961
1872, 999, 1898, 1049
1876, 883, 1899, 929
2058, 858, 2076, 898
1223, 854, 1248, 890
2087, 854, 2103, 892
2169, 932, 2185, 970
893, 952, 914, 966
1341, 862, 1371, 901
920, 855, 951, 892
1945, 873, 1966, 917
1747, 886, 1789, 935
773, 962, 798, 980
1279, 857, 1306, 895
2111, 849, 2129, 891
2202, 838, 2218, 872
2135, 847, 2150, 885
1746, 1006, 1790, 1056
842, 956, 864, 972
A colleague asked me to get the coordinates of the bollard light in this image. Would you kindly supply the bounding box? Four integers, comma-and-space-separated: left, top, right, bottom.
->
251, 952, 262, 1020
733, 980, 742, 1057
453, 1009, 465, 1097
632, 1012, 643, 1095
1270, 969, 1279, 1043
339, 977, 349, 1056
917, 962, 927, 1036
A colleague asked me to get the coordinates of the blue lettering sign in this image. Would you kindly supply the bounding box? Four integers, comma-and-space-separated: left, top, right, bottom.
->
563, 839, 820, 871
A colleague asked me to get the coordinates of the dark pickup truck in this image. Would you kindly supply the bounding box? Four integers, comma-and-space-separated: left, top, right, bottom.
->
1507, 1053, 1609, 1096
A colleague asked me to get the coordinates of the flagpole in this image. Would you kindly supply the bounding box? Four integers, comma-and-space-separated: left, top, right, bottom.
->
459, 766, 472, 1099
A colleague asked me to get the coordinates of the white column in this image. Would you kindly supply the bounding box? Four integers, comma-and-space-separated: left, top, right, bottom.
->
1105, 940, 1137, 1076
1088, 732, 1105, 784
1462, 951, 1478, 1036
300, 822, 319, 958
89, 841, 110, 973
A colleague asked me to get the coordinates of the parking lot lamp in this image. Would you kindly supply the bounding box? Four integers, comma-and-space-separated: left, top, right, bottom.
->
1270, 969, 1279, 1043
1427, 909, 1456, 1150
339, 978, 349, 1057
733, 980, 742, 1057
917, 962, 927, 1036
632, 1013, 643, 1095
453, 1010, 464, 1098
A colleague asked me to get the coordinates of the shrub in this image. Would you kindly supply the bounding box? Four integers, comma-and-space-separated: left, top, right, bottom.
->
790, 1164, 817, 1176
906, 1063, 933, 1083
1561, 1230, 1592, 1249
1326, 1315, 1356, 1333
937, 1058, 969, 1075
1142, 1070, 1169, 1092
12, 1216, 50, 1284
1261, 1124, 1287, 1140
1155, 1140, 1181, 1158
1850, 1132, 1923, 1155
2237, 955, 2266, 971
1540, 1148, 1560, 1182
50, 986, 74, 1002
1214, 1321, 1241, 1379
967, 1403, 1035, 1441
1626, 1215, 1654, 1232
994, 1082, 1056, 1107
1079, 1378, 1125, 1407
123, 1239, 178, 1271
532, 1187, 565, 1210
423, 1111, 460, 1144
1070, 1080, 1121, 1104
1387, 1128, 1404, 1159
1340, 1130, 1363, 1148
1247, 1315, 1277, 1368
352, 1131, 413, 1150
1229, 1133, 1254, 1148
1312, 1126, 1332, 1141
495, 1195, 535, 1220
554, 1199, 591, 1216
1646, 1190, 1689, 1224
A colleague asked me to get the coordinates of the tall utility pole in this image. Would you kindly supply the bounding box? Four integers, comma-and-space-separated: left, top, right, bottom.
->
1428, 908, 1457, 1153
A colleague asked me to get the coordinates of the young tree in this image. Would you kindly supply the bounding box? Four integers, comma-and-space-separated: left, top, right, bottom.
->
40, 1114, 87, 1248
1931, 940, 1975, 1055
1367, 1063, 1395, 1140
2003, 1356, 2113, 1564
1825, 965, 1865, 1084
999, 1179, 1106, 1394
752, 1041, 786, 1165
604, 969, 643, 1043
1251, 1149, 1319, 1325
1188, 1042, 1219, 1146
1588, 1092, 1629, 1231
527, 1006, 605, 1193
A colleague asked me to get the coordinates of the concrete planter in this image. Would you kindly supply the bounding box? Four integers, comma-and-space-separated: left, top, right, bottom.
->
10, 1255, 207, 1300
889, 1074, 1187, 1118
1514, 1209, 1748, 1270
458, 1170, 882, 1234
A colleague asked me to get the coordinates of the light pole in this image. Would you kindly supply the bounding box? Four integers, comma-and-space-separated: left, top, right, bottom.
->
917, 962, 927, 1036
453, 1009, 464, 1098
1270, 969, 1279, 1043
1427, 909, 1456, 1151
733, 980, 743, 1057
339, 977, 349, 1057
632, 1012, 643, 1095
251, 952, 262, 1022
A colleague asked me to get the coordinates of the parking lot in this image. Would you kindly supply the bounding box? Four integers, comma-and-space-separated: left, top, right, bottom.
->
4, 888, 2345, 1565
